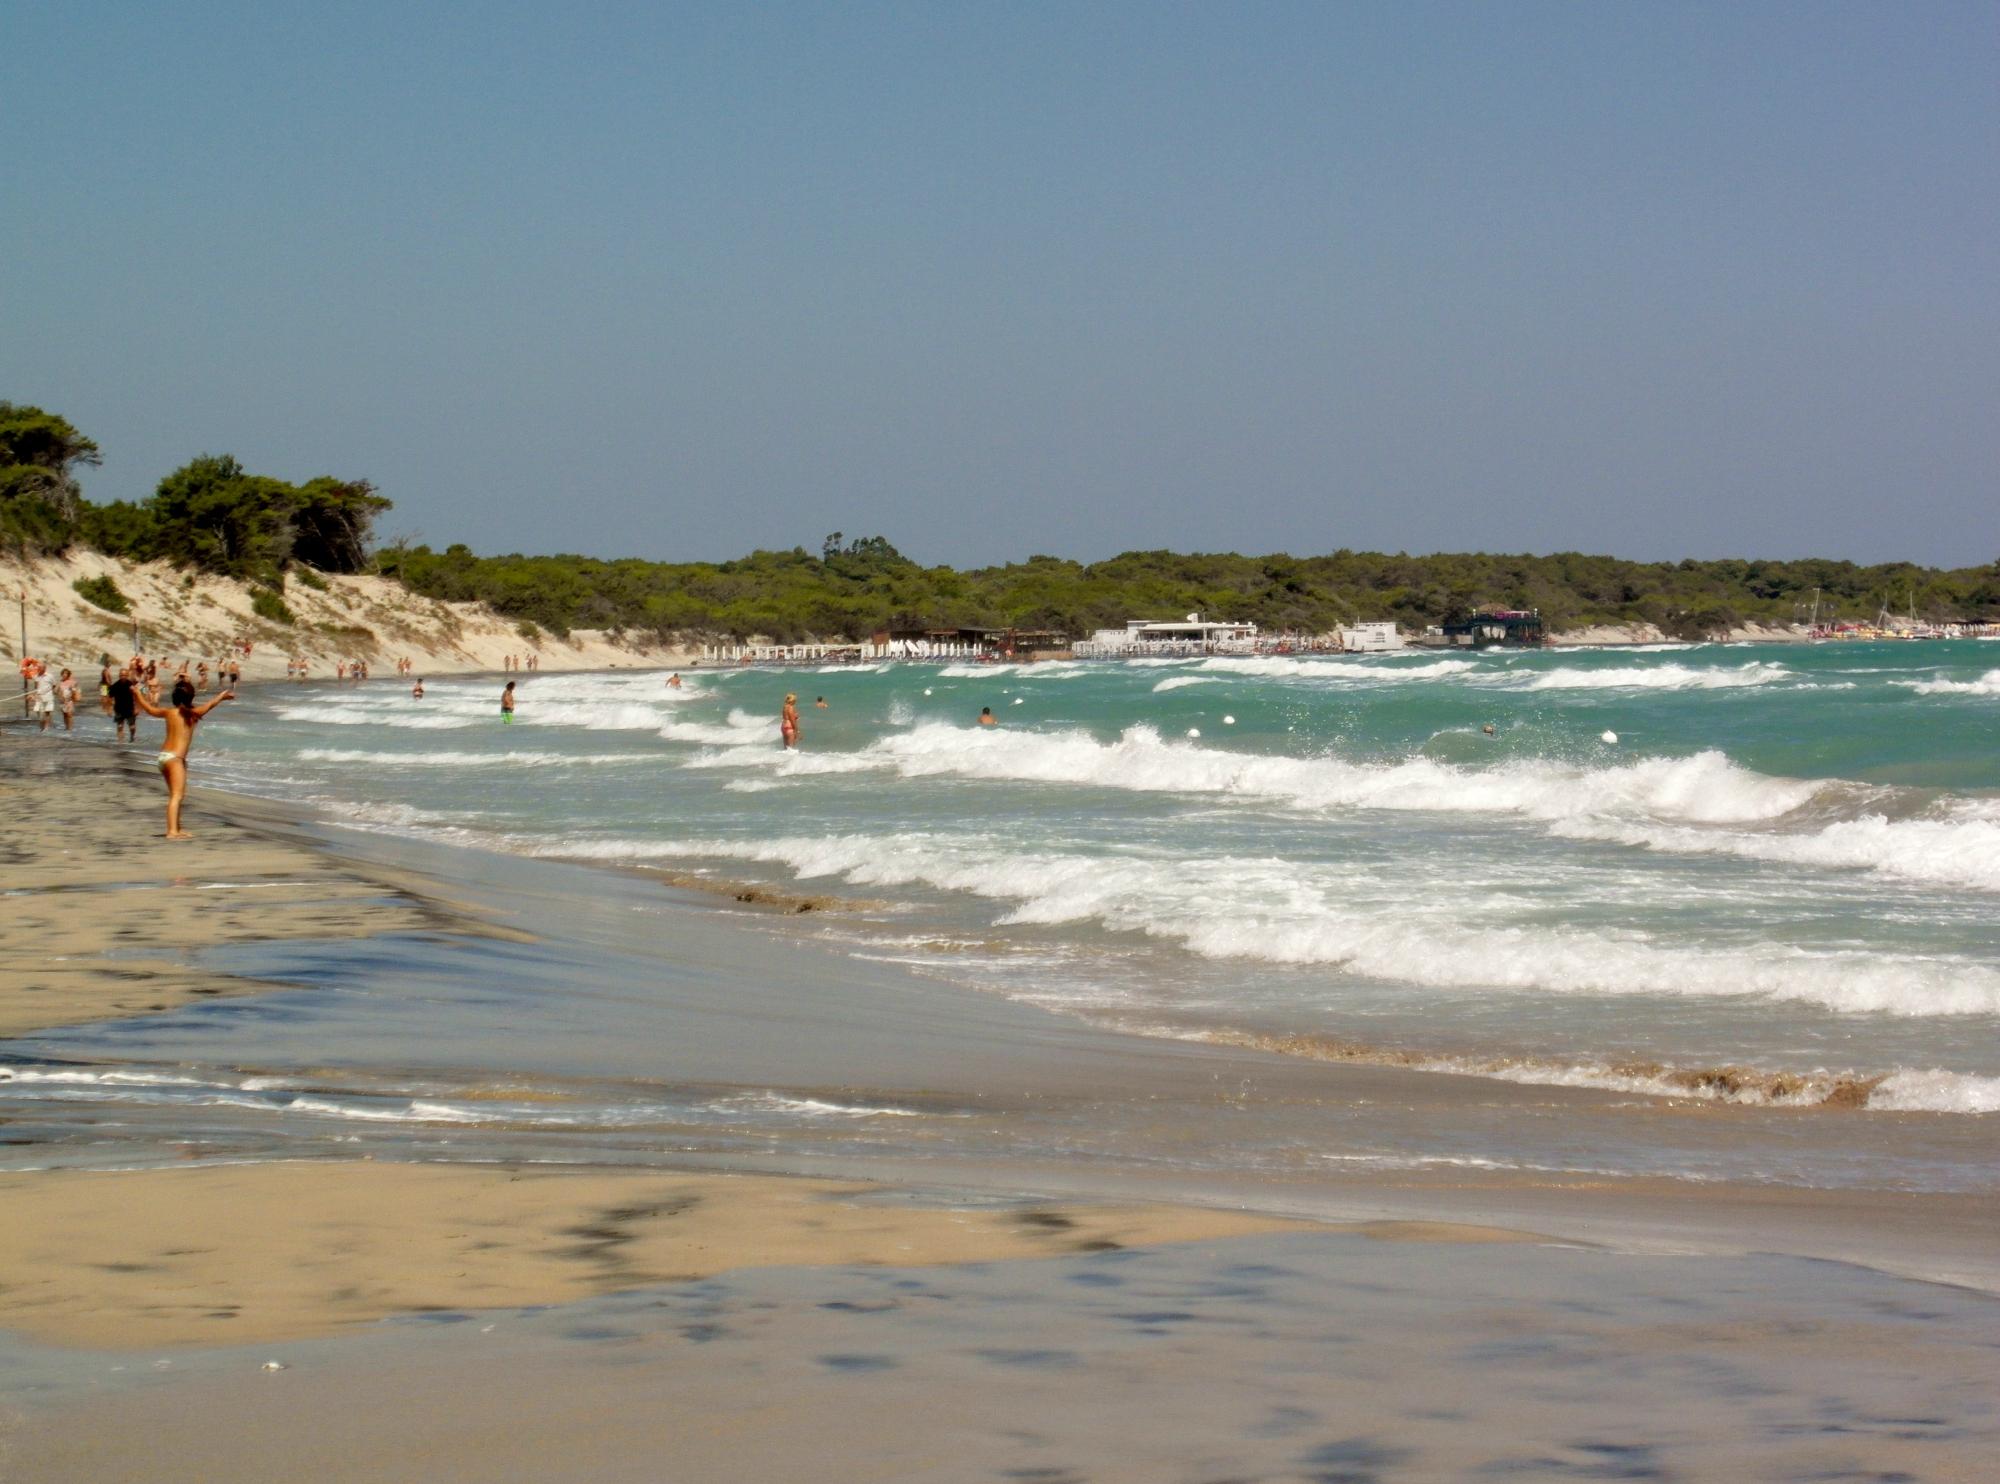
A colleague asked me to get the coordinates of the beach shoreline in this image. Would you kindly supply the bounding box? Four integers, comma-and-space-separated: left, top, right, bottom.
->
6, 741, 1997, 1308
5, 737, 1997, 1480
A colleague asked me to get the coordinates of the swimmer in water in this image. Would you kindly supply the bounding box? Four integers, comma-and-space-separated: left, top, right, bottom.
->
131, 677, 234, 838
1482, 723, 1496, 736
781, 693, 800, 749
979, 706, 997, 726
412, 679, 426, 699
501, 680, 515, 723
667, 673, 682, 689
814, 696, 828, 708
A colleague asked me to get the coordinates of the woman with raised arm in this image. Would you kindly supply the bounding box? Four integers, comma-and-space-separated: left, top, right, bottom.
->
131, 677, 234, 839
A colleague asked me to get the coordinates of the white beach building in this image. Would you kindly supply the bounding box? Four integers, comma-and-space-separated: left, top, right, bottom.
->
1077, 614, 1259, 658
1336, 621, 1405, 653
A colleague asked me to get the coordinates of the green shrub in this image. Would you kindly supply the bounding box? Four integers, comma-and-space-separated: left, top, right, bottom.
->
293, 566, 328, 591
72, 573, 131, 615
515, 619, 542, 642
251, 588, 296, 625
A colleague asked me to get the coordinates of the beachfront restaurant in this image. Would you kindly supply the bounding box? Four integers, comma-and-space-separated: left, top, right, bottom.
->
870, 626, 1073, 660
1077, 615, 1260, 657
1440, 609, 1545, 648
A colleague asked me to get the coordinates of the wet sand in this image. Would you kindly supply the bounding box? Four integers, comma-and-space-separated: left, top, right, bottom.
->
0, 746, 440, 1038
0, 1161, 1313, 1349
6, 1232, 1995, 1484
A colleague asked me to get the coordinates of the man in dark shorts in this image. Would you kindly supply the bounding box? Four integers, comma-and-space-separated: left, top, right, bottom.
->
108, 666, 139, 742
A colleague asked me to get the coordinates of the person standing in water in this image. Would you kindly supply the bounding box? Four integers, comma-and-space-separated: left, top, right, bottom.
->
131, 677, 234, 839
978, 706, 997, 726
108, 666, 139, 742
501, 680, 516, 723
31, 665, 56, 732
56, 669, 79, 731
412, 678, 426, 699
781, 692, 800, 749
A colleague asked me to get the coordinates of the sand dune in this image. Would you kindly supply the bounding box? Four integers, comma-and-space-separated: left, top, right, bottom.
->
1, 551, 695, 680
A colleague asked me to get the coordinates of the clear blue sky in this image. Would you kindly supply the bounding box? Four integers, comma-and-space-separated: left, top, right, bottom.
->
5, 1, 1995, 568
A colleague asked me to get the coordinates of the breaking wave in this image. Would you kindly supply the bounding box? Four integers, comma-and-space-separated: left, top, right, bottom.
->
676, 723, 2000, 892
1189, 656, 1478, 681
1901, 669, 2000, 697
299, 748, 647, 768
594, 831, 2000, 1019
1494, 661, 1791, 691
1169, 1029, 2000, 1112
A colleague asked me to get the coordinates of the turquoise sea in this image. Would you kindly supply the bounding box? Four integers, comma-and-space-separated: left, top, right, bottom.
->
8, 638, 1998, 1197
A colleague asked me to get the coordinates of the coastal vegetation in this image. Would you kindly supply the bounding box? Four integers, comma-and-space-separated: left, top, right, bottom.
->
3, 404, 387, 583
378, 538, 2000, 644
7, 401, 1999, 641
71, 573, 130, 615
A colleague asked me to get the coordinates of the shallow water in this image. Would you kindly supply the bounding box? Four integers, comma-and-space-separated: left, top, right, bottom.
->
195, 642, 2000, 1109
5, 641, 1999, 1200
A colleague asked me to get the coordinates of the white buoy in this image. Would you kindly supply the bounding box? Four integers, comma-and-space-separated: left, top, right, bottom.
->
261, 1360, 287, 1372
1601, 730, 1619, 744
923, 688, 932, 696
1222, 715, 1236, 725
1012, 697, 1024, 705
1187, 727, 1201, 738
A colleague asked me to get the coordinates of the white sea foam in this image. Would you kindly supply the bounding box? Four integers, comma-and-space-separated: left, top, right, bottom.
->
1554, 806, 2000, 894
1191, 656, 1478, 681
937, 663, 1018, 677
299, 748, 645, 768
277, 706, 478, 730
1900, 668, 2000, 697
660, 718, 772, 745
1493, 661, 1791, 692
712, 1092, 924, 1119
1152, 675, 1223, 692
283, 1096, 497, 1124
1207, 1039, 2000, 1113
0, 1067, 205, 1088
521, 701, 676, 731
685, 723, 1821, 826
678, 723, 2000, 892
1869, 1068, 2000, 1114
653, 831, 2000, 1017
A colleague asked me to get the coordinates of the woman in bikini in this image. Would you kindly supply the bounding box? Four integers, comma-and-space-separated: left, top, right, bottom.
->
131, 678, 234, 839
781, 693, 800, 749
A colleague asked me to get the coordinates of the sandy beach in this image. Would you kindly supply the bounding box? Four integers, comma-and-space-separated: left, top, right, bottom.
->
3, 738, 1996, 1481
1, 551, 697, 680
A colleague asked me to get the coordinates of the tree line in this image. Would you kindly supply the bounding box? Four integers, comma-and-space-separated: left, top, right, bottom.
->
2, 402, 388, 584
7, 401, 1998, 639
380, 537, 2000, 644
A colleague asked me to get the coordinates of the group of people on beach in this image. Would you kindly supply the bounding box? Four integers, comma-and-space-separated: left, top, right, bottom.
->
503, 653, 538, 672
16, 657, 81, 732
11, 652, 235, 839
775, 690, 994, 748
